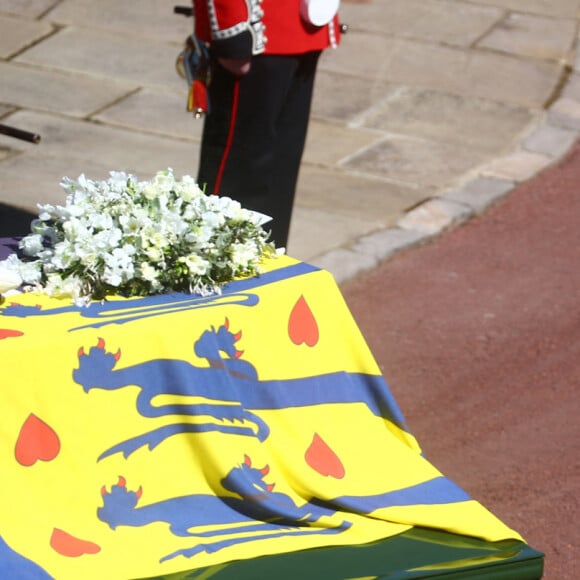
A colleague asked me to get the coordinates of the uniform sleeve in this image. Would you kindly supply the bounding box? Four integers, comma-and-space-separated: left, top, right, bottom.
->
197, 0, 265, 58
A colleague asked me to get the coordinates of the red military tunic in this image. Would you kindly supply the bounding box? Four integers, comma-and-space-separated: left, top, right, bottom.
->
192, 0, 341, 58
192, 0, 341, 247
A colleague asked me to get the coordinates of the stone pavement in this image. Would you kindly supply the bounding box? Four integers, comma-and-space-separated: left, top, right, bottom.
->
1, 0, 580, 283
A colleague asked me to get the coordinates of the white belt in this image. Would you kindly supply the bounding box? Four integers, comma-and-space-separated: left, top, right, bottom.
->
301, 0, 340, 26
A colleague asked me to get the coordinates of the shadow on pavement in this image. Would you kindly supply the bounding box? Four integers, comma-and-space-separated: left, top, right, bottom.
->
0, 203, 35, 238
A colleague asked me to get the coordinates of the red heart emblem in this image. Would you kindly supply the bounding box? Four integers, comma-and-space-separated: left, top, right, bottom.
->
0, 329, 23, 339
50, 528, 101, 557
15, 414, 61, 466
305, 433, 345, 479
288, 295, 319, 346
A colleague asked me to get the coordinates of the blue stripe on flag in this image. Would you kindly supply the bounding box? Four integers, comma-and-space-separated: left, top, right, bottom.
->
330, 477, 471, 512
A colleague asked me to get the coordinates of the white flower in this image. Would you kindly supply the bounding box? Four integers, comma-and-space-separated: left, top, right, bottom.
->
6, 168, 275, 303
211, 195, 244, 219
104, 246, 136, 284
201, 210, 225, 229
178, 254, 210, 276
153, 169, 176, 192
19, 233, 44, 257
16, 258, 43, 285
0, 257, 23, 294
187, 224, 213, 246
94, 228, 123, 252
108, 171, 132, 187
50, 242, 75, 270
91, 212, 114, 231
231, 241, 259, 268
140, 262, 159, 283
45, 272, 89, 307
175, 175, 203, 202
142, 184, 159, 201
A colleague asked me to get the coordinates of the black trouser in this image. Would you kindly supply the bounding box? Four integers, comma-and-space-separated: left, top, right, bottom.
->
197, 51, 321, 248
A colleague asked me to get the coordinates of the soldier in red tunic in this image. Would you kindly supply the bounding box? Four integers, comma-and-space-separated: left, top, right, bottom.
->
191, 0, 341, 248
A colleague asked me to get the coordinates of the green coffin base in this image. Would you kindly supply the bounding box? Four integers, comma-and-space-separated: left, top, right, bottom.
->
150, 527, 544, 580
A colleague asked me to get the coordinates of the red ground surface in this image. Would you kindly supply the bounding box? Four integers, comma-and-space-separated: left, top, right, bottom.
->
342, 141, 580, 579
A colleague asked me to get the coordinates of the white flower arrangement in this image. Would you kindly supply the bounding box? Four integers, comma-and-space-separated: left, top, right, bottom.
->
0, 261, 22, 295
2, 169, 276, 305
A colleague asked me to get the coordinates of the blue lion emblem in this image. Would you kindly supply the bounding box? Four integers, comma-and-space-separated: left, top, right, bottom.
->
73, 318, 409, 460
99, 455, 350, 562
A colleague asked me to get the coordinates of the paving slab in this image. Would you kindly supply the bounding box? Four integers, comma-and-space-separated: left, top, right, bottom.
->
397, 197, 473, 235
15, 26, 184, 91
45, 0, 193, 43
343, 135, 490, 187
0, 61, 134, 116
522, 123, 579, 157
0, 103, 14, 116
351, 227, 427, 262
470, 0, 580, 18
480, 149, 554, 181
0, 147, 12, 162
295, 165, 431, 225
562, 71, 580, 99
0, 0, 57, 18
0, 150, 116, 210
477, 12, 577, 62
359, 87, 535, 154
443, 176, 515, 213
310, 71, 397, 124
0, 111, 200, 188
548, 97, 580, 130
302, 120, 383, 166
0, 13, 54, 58
339, 0, 504, 47
574, 34, 580, 71
93, 88, 203, 141
287, 206, 375, 261
308, 247, 378, 284
321, 33, 563, 107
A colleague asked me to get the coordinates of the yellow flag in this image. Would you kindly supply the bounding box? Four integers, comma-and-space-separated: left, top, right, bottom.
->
0, 256, 521, 579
